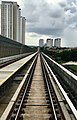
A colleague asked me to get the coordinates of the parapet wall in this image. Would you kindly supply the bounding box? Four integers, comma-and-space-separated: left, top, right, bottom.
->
43, 53, 77, 94
0, 35, 36, 58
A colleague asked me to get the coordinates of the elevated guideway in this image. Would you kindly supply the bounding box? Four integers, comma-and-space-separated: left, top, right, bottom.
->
0, 52, 37, 95
42, 52, 77, 119
1, 53, 76, 120
0, 53, 32, 68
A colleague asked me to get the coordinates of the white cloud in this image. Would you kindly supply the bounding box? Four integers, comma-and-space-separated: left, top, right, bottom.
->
25, 31, 54, 46
1, 0, 77, 47
63, 28, 77, 47
23, 0, 77, 46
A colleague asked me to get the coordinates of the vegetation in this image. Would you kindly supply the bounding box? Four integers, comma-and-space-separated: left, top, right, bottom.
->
41, 47, 77, 62
40, 47, 77, 73
68, 65, 77, 72
55, 49, 77, 62
64, 65, 77, 75
40, 47, 57, 60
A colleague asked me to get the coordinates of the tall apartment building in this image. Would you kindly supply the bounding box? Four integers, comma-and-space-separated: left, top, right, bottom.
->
1, 1, 14, 39
54, 38, 61, 47
39, 39, 44, 47
13, 2, 20, 42
20, 17, 26, 44
18, 8, 21, 43
0, 5, 1, 34
46, 38, 53, 48
0, 1, 26, 44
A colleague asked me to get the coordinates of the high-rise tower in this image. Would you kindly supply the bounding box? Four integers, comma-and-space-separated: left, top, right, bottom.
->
39, 39, 44, 47
1, 1, 14, 39
20, 16, 26, 44
54, 38, 61, 47
46, 38, 53, 48
0, 1, 26, 44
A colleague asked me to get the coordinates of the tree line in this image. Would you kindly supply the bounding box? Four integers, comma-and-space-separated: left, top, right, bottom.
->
41, 47, 77, 62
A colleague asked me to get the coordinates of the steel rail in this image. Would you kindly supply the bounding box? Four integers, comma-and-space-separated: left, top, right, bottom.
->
42, 52, 77, 119
41, 54, 58, 120
14, 54, 38, 120
0, 53, 38, 120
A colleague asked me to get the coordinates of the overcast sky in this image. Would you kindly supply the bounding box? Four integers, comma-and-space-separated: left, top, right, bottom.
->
1, 0, 77, 47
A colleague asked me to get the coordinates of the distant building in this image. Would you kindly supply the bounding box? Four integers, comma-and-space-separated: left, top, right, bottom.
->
39, 39, 44, 47
46, 38, 53, 48
0, 1, 26, 44
54, 38, 61, 47
20, 17, 26, 44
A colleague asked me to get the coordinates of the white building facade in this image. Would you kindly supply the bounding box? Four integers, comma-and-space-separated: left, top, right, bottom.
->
1, 1, 14, 39
0, 5, 1, 34
54, 38, 61, 47
20, 17, 26, 44
46, 38, 53, 48
0, 1, 26, 44
39, 39, 44, 47
22, 17, 26, 44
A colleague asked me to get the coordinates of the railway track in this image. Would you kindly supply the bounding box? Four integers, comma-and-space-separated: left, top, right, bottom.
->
1, 53, 76, 120
42, 53, 77, 119
0, 53, 36, 117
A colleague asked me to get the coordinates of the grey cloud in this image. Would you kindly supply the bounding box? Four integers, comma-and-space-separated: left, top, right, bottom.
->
63, 0, 77, 30
67, 0, 76, 4
29, 34, 41, 37
27, 27, 63, 36
21, 0, 77, 47
59, 0, 67, 7
49, 6, 64, 18
64, 3, 77, 13
22, 0, 64, 36
22, 4, 39, 23
64, 7, 76, 13
63, 27, 77, 47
